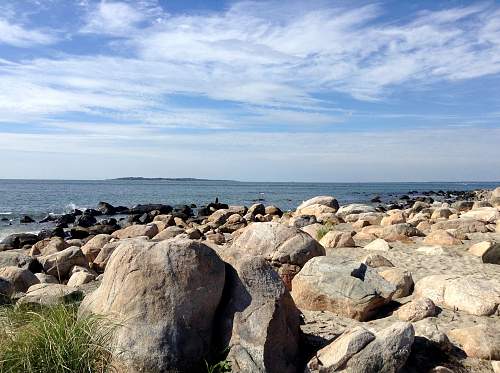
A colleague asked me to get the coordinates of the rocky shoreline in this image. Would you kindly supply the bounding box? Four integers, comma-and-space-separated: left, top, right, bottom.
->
0, 186, 499, 372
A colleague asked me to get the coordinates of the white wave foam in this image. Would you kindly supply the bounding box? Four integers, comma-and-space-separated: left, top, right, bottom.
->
65, 203, 87, 213
0, 212, 12, 215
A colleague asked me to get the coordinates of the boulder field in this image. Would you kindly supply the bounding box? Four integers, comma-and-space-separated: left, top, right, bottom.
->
0, 187, 499, 372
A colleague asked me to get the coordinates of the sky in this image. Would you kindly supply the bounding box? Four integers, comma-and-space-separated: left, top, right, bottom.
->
0, 0, 499, 182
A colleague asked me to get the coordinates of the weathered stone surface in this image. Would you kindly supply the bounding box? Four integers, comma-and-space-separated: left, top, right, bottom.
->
0, 277, 14, 298
247, 203, 265, 217
297, 196, 340, 213
336, 204, 376, 219
217, 256, 300, 373
380, 223, 423, 240
431, 208, 454, 220
461, 207, 499, 223
468, 240, 500, 264
307, 326, 375, 372
79, 238, 226, 372
363, 238, 391, 251
492, 361, 500, 373
81, 234, 112, 262
396, 297, 436, 322
344, 322, 414, 373
152, 226, 185, 240
301, 223, 324, 240
451, 201, 474, 212
443, 276, 500, 316
379, 268, 413, 298
320, 231, 355, 248
111, 223, 159, 239
414, 275, 451, 305
415, 275, 500, 316
18, 283, 83, 306
38, 246, 87, 278
67, 270, 95, 287
381, 211, 406, 226
0, 266, 39, 292
431, 218, 488, 233
448, 324, 500, 360
0, 233, 39, 251
206, 232, 225, 245
291, 256, 396, 321
35, 272, 59, 284
362, 253, 394, 268
29, 237, 68, 256
423, 230, 461, 246
0, 250, 37, 270
413, 319, 452, 352
289, 215, 317, 228
231, 222, 325, 288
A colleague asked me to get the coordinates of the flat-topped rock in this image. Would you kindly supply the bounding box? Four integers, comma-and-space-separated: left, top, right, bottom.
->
336, 204, 376, 219
0, 266, 39, 292
111, 223, 159, 239
468, 240, 500, 264
415, 274, 500, 316
363, 238, 391, 251
460, 207, 499, 223
18, 283, 83, 306
319, 231, 355, 248
291, 256, 396, 321
423, 229, 461, 246
297, 196, 339, 213
448, 324, 500, 360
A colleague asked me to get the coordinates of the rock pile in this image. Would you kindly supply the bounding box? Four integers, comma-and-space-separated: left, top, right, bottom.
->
0, 187, 499, 372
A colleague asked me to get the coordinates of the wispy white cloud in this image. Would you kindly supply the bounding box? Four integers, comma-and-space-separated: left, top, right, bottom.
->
0, 18, 57, 47
0, 0, 499, 128
0, 0, 498, 180
81, 0, 164, 35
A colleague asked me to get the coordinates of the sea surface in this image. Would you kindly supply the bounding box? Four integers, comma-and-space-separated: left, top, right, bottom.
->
0, 179, 498, 240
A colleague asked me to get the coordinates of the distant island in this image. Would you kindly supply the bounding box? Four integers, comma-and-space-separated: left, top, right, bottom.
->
110, 177, 236, 182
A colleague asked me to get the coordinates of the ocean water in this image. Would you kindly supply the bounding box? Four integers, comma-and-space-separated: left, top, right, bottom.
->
0, 179, 498, 240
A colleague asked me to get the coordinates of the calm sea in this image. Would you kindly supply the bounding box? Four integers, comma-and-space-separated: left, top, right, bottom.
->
0, 179, 498, 240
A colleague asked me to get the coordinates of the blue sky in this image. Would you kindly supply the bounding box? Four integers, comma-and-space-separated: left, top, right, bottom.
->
0, 0, 499, 181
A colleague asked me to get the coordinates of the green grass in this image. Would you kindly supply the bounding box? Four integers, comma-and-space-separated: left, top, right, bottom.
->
205, 359, 231, 373
0, 304, 117, 373
205, 347, 231, 373
316, 222, 335, 240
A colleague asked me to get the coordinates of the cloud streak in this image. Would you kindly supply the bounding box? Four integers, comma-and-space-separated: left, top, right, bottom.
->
0, 18, 57, 47
0, 1, 499, 180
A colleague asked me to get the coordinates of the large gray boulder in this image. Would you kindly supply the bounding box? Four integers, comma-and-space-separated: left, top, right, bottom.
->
0, 266, 39, 292
231, 222, 325, 289
0, 250, 38, 270
415, 275, 500, 316
217, 256, 301, 373
344, 322, 414, 372
0, 233, 39, 251
0, 277, 14, 302
431, 218, 488, 233
336, 204, 376, 220
79, 238, 226, 372
307, 326, 375, 372
307, 322, 414, 372
468, 240, 500, 264
17, 283, 83, 306
297, 196, 340, 212
81, 234, 112, 263
38, 246, 87, 278
291, 257, 396, 321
